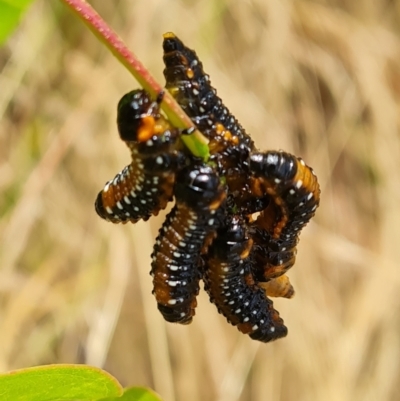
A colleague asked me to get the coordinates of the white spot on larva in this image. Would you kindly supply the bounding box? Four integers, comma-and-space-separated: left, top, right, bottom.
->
133, 206, 139, 212
180, 312, 185, 317
223, 279, 229, 283
168, 299, 177, 305
130, 191, 137, 198
116, 201, 123, 210
106, 207, 113, 214
199, 106, 205, 113
173, 252, 181, 258
270, 326, 276, 332
311, 205, 317, 211
156, 156, 163, 165
228, 300, 235, 305
146, 139, 153, 146
140, 199, 146, 205
281, 247, 286, 251
307, 192, 313, 200
208, 218, 214, 225
274, 178, 281, 184
189, 225, 197, 230
252, 310, 257, 315
179, 241, 186, 247
104, 182, 111, 192
125, 212, 130, 217
298, 202, 304, 207
244, 302, 249, 306
243, 317, 249, 322
193, 88, 199, 96
169, 265, 179, 271
235, 309, 241, 314
181, 281, 187, 286
252, 325, 259, 331
168, 280, 177, 287
289, 189, 295, 195
124, 196, 131, 204
295, 180, 303, 189
299, 158, 305, 166
223, 267, 230, 272
225, 292, 231, 296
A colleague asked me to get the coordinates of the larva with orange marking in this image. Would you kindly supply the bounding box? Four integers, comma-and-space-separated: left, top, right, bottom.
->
162, 33, 259, 212
151, 164, 226, 324
162, 33, 252, 146
95, 90, 185, 224
248, 150, 320, 282
203, 216, 288, 342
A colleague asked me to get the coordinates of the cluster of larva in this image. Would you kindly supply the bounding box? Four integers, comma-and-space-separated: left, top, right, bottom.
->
95, 33, 320, 343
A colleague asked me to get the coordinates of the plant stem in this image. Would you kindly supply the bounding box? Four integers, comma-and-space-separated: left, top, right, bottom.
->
60, 0, 210, 159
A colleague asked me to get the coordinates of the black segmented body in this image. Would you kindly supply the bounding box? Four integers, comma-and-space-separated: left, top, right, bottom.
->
203, 216, 288, 342
249, 150, 320, 281
163, 33, 252, 146
151, 164, 226, 324
162, 33, 256, 212
94, 34, 321, 343
95, 90, 185, 224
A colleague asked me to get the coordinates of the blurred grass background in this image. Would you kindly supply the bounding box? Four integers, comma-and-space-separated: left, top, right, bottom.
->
1, 0, 400, 400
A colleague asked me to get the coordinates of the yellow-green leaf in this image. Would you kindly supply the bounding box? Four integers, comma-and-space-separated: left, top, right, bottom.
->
100, 386, 163, 401
0, 364, 123, 401
0, 0, 35, 45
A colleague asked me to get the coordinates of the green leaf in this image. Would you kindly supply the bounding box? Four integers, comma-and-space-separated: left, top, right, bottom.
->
0, 0, 35, 45
100, 387, 163, 401
0, 364, 123, 401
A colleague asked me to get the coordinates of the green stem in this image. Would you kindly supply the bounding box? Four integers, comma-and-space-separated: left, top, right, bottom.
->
60, 0, 209, 160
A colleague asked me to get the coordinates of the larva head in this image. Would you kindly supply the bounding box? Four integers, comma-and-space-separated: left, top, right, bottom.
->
163, 32, 185, 53
117, 90, 158, 143
250, 151, 297, 182
175, 165, 226, 210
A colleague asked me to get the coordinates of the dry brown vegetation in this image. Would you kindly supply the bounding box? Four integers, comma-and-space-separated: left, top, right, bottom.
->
1, 1, 400, 400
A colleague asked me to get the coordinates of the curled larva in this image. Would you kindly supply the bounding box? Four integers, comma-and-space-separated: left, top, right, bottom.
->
151, 164, 226, 324
249, 150, 320, 281
95, 90, 185, 224
203, 215, 288, 342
